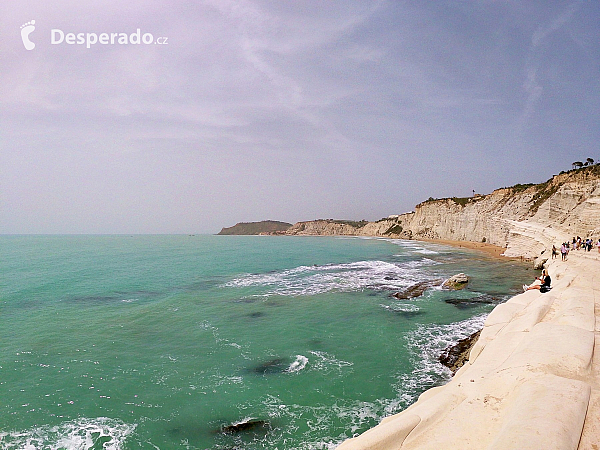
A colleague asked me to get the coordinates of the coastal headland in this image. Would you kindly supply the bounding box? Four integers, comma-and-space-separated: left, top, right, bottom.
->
275, 165, 600, 266
221, 165, 600, 449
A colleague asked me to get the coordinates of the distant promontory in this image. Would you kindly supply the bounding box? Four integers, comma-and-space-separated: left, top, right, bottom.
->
217, 220, 293, 235
219, 165, 600, 264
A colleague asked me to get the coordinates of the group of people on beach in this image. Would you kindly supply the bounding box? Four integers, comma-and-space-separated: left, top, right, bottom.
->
551, 237, 600, 261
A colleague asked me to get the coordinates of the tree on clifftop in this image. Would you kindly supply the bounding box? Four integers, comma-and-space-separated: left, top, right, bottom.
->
586, 157, 595, 166
572, 161, 583, 169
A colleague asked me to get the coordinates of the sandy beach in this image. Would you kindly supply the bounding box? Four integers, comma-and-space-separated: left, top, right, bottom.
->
338, 250, 600, 449
422, 238, 512, 260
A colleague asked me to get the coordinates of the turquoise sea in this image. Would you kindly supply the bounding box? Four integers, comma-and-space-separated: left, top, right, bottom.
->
0, 235, 532, 449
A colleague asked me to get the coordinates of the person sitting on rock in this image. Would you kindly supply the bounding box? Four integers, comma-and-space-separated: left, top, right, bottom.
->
524, 269, 551, 293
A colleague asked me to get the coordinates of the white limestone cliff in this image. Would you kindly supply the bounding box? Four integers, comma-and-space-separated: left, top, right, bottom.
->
285, 166, 600, 260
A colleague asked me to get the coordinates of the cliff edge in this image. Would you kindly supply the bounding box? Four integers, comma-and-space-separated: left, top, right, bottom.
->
284, 166, 600, 260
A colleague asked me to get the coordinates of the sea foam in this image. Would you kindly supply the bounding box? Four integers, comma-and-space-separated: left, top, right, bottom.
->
0, 417, 136, 450
223, 259, 437, 297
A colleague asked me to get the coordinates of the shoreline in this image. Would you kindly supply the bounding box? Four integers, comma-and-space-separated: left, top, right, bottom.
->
420, 238, 520, 260
338, 251, 600, 449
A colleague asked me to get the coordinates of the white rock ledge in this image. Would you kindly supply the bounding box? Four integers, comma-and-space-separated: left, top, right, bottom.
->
337, 252, 600, 449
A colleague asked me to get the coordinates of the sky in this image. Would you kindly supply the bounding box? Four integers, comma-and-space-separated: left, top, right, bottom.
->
1, 1, 599, 234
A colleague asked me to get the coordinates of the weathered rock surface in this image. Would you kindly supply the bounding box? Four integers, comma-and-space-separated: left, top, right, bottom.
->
533, 255, 549, 270
392, 279, 442, 299
442, 273, 469, 290
284, 218, 400, 237
439, 329, 481, 374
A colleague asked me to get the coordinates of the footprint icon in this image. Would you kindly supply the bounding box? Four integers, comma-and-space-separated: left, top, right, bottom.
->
20, 20, 36, 50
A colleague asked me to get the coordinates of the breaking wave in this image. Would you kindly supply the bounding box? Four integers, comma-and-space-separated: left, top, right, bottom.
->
393, 313, 488, 405
287, 355, 309, 373
222, 259, 439, 297
0, 417, 136, 450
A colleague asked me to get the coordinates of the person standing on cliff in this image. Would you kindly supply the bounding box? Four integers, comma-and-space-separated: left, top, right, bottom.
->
561, 243, 568, 261
552, 245, 558, 259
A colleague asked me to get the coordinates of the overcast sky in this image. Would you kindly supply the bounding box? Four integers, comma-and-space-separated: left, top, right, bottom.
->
1, 1, 599, 234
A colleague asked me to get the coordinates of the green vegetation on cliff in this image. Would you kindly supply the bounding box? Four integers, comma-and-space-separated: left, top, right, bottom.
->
217, 220, 293, 235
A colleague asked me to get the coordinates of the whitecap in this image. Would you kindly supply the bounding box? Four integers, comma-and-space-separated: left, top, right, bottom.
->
0, 417, 136, 450
308, 351, 353, 376
393, 313, 488, 405
222, 260, 438, 297
286, 355, 309, 373
380, 302, 420, 313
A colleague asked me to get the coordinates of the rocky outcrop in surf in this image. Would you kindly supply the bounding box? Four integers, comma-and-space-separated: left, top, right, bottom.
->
442, 273, 469, 290
439, 329, 481, 375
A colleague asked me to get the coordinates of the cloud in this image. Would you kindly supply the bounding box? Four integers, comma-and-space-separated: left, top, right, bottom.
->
1, 1, 599, 233
531, 2, 580, 47
518, 1, 581, 130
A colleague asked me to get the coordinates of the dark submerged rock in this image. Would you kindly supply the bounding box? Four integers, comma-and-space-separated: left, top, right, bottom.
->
444, 295, 499, 309
444, 299, 483, 309
393, 309, 425, 318
439, 329, 481, 374
219, 419, 271, 435
249, 358, 288, 375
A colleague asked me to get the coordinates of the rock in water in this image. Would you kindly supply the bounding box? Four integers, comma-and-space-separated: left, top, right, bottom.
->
392, 279, 443, 299
442, 273, 469, 290
220, 419, 271, 434
249, 358, 288, 375
439, 329, 481, 374
444, 294, 499, 309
